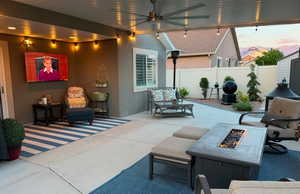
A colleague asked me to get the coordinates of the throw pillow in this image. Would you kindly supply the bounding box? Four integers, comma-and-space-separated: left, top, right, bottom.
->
67, 97, 87, 108
151, 90, 164, 102
163, 89, 177, 101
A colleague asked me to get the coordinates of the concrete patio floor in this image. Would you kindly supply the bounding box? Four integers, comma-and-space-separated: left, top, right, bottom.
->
0, 102, 299, 194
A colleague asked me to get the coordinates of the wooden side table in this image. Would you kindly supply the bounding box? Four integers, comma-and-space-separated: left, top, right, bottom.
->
32, 103, 64, 126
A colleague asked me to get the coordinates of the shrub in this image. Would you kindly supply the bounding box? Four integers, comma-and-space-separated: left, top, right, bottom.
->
224, 76, 235, 83
199, 77, 209, 99
232, 103, 253, 111
179, 87, 189, 98
199, 77, 209, 89
2, 119, 25, 148
236, 91, 249, 104
247, 65, 261, 101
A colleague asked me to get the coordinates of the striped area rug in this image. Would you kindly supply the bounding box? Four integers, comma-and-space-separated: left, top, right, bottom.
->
21, 117, 130, 157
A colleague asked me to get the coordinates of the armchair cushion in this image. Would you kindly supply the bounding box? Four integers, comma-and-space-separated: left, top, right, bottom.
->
261, 113, 289, 129
268, 97, 300, 130
67, 97, 87, 108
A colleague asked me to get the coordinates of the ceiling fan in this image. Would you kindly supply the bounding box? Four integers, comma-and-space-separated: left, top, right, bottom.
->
112, 0, 210, 30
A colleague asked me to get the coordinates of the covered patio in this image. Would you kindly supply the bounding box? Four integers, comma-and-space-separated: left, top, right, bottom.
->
0, 0, 300, 193
0, 102, 299, 193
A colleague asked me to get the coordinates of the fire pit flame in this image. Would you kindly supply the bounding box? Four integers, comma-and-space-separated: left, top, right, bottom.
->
219, 129, 247, 149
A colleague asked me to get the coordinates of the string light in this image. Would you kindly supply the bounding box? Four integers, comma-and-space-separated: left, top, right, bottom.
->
216, 28, 221, 36
51, 40, 57, 48
129, 32, 136, 40
156, 32, 160, 39
184, 29, 188, 38
74, 42, 79, 50
93, 40, 100, 49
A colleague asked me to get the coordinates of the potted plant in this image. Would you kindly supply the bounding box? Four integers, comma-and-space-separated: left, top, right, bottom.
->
199, 77, 209, 99
2, 119, 25, 160
179, 87, 189, 99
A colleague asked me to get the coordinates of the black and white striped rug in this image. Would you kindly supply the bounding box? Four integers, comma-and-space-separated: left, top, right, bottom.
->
21, 117, 130, 157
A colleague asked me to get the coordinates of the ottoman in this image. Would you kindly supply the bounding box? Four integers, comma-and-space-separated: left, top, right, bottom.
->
149, 136, 196, 189
173, 126, 209, 140
66, 107, 94, 125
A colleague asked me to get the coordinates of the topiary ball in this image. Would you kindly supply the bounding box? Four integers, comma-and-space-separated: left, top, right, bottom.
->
223, 81, 237, 94
2, 119, 25, 148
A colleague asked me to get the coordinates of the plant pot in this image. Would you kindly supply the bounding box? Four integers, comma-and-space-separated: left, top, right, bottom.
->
7, 147, 21, 160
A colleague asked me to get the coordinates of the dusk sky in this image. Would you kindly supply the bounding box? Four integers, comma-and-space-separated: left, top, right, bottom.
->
236, 23, 300, 49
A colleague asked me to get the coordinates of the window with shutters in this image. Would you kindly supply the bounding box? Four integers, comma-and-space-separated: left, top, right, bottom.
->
133, 48, 158, 92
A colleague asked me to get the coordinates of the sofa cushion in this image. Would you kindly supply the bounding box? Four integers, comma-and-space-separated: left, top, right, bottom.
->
151, 136, 196, 161
261, 113, 289, 129
229, 180, 300, 194
173, 126, 209, 140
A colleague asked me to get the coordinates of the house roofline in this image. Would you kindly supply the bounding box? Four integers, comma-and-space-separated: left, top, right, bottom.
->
230, 28, 242, 60
278, 50, 300, 61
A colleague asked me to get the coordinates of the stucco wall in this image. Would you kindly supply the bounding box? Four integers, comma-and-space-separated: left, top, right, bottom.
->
167, 66, 277, 98
118, 33, 167, 116
166, 56, 211, 69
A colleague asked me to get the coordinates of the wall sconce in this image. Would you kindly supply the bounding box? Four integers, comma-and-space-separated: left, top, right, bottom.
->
74, 42, 79, 51
23, 37, 33, 48
51, 40, 57, 48
93, 40, 100, 49
129, 32, 136, 41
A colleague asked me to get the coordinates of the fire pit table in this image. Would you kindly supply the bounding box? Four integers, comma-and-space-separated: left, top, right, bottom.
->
187, 123, 267, 188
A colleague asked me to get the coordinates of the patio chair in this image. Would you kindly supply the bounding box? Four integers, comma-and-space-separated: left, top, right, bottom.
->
239, 97, 300, 154
194, 175, 229, 194
65, 86, 94, 125
89, 91, 109, 118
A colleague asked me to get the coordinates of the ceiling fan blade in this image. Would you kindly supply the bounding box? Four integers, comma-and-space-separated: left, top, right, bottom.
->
112, 9, 148, 18
130, 20, 148, 28
167, 15, 210, 20
163, 20, 186, 27
163, 3, 206, 18
128, 18, 148, 21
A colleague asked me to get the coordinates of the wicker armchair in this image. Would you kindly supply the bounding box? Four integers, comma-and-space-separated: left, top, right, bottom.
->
65, 87, 94, 125
239, 97, 300, 154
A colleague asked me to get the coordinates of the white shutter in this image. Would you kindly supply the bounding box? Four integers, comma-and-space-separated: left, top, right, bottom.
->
146, 57, 156, 86
136, 54, 147, 86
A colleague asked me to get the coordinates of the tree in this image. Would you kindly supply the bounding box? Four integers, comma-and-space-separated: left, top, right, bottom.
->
255, 49, 284, 66
247, 65, 261, 101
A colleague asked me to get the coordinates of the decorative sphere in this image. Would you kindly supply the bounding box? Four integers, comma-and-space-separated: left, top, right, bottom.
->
223, 81, 237, 94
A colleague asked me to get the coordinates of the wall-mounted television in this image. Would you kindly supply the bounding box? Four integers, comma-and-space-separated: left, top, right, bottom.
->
25, 52, 69, 82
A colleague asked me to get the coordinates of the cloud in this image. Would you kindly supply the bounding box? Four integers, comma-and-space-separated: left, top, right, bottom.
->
277, 39, 300, 44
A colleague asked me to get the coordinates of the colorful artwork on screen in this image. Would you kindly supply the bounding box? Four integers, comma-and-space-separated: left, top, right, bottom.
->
25, 52, 69, 82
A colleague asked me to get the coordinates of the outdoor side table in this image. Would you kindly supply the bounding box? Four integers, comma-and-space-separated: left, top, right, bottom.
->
153, 102, 194, 117
32, 103, 64, 126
